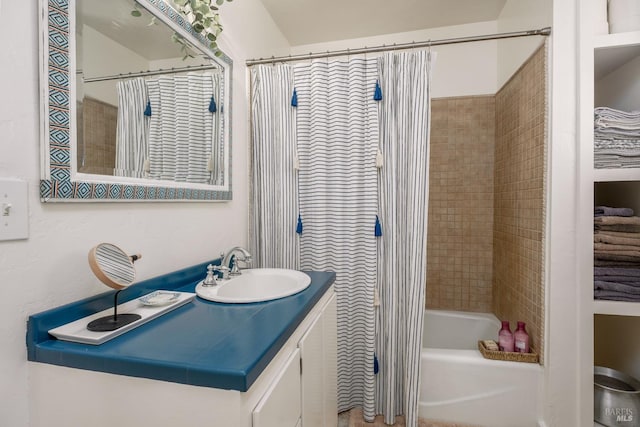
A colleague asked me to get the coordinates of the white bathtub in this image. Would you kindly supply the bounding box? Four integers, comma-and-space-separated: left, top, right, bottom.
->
419, 310, 542, 427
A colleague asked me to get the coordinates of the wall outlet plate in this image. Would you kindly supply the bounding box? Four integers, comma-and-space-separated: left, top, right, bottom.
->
0, 178, 29, 241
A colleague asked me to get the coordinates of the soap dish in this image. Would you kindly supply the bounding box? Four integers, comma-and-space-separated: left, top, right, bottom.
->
139, 291, 181, 307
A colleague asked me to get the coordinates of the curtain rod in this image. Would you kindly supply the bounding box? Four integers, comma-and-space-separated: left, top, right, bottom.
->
246, 27, 551, 66
80, 64, 219, 83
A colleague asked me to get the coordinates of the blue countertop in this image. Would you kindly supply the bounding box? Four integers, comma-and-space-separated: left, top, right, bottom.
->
27, 261, 335, 392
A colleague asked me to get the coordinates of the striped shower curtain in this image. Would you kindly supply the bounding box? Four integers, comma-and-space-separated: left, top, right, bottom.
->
115, 77, 148, 178
375, 50, 434, 427
146, 73, 217, 183
249, 65, 299, 269
294, 58, 379, 416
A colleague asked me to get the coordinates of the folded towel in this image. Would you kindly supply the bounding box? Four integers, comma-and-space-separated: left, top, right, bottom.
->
594, 251, 640, 262
594, 206, 634, 217
595, 266, 640, 277
594, 289, 640, 301
595, 280, 640, 294
595, 231, 640, 246
594, 216, 640, 226
594, 224, 640, 233
595, 106, 640, 122
594, 242, 640, 252
595, 275, 640, 284
595, 260, 640, 267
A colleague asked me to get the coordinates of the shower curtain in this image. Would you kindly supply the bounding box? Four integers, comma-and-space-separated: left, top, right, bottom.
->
115, 77, 148, 178
249, 65, 299, 269
294, 58, 379, 415
375, 50, 434, 427
146, 73, 216, 183
249, 51, 433, 427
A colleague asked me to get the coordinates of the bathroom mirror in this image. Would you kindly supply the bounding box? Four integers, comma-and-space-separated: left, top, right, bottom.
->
87, 243, 141, 331
39, 0, 232, 202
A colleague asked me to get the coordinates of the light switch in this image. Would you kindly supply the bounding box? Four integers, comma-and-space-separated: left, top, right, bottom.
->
0, 179, 28, 241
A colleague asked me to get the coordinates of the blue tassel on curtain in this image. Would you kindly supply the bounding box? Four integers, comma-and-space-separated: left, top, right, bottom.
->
374, 354, 379, 374
144, 100, 152, 117
373, 80, 383, 101
375, 215, 383, 236
296, 214, 303, 234
291, 88, 298, 107
208, 96, 217, 113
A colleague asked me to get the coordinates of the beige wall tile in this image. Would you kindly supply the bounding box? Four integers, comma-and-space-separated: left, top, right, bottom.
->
426, 45, 547, 364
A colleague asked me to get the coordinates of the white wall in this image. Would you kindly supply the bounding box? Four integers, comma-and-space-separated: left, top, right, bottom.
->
496, 0, 552, 89
595, 55, 640, 111
82, 25, 149, 106
0, 1, 288, 426
543, 0, 582, 424
289, 21, 500, 99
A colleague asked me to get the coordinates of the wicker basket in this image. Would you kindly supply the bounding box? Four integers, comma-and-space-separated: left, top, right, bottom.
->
477, 340, 539, 363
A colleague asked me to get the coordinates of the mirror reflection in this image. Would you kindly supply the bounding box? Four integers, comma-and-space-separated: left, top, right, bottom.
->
76, 0, 225, 185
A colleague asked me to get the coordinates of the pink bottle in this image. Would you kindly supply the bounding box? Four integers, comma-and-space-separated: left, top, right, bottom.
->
514, 321, 530, 353
498, 320, 514, 352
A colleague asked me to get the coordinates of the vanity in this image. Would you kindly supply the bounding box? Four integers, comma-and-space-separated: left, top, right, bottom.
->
27, 260, 337, 427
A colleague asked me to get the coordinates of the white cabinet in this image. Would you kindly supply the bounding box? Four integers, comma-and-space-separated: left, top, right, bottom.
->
252, 289, 337, 427
253, 349, 301, 427
298, 292, 337, 427
29, 286, 337, 427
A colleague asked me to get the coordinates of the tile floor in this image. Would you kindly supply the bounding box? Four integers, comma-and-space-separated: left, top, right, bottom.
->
338, 407, 477, 427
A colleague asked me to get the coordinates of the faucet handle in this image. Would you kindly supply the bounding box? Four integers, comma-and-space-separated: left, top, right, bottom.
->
203, 264, 218, 287
213, 265, 230, 280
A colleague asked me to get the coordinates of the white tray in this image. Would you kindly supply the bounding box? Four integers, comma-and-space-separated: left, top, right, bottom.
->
48, 291, 196, 345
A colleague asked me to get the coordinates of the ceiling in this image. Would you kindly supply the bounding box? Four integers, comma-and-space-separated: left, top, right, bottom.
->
78, 0, 187, 61
259, 0, 508, 46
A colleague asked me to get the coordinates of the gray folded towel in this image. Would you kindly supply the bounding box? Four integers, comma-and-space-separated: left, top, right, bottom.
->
595, 275, 640, 283
595, 266, 640, 277
595, 206, 634, 217
594, 289, 640, 301
595, 260, 640, 267
595, 281, 640, 294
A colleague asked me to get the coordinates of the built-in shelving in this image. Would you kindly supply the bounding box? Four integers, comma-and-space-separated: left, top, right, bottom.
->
593, 168, 640, 182
594, 30, 640, 49
593, 300, 640, 316
583, 9, 640, 427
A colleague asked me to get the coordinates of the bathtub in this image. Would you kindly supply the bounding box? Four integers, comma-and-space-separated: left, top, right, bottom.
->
419, 310, 542, 427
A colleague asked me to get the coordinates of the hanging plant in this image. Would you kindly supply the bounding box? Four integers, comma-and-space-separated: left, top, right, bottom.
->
132, 0, 233, 58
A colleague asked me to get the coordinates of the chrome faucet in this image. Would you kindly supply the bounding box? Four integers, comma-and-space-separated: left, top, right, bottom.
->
221, 247, 253, 276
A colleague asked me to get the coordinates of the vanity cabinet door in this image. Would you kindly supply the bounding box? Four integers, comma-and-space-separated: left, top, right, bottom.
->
299, 292, 337, 427
322, 293, 338, 427
252, 349, 301, 427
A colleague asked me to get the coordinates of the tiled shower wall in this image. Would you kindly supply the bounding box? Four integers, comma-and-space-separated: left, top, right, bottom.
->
426, 96, 496, 312
493, 44, 546, 360
77, 97, 117, 176
426, 44, 547, 362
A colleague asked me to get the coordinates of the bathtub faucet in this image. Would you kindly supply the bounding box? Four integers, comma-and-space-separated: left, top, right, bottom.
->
221, 247, 253, 277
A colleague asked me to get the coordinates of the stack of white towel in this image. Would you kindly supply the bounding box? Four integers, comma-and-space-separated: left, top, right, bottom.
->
594, 107, 640, 168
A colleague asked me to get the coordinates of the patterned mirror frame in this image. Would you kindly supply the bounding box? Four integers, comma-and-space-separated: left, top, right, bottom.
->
39, 0, 232, 202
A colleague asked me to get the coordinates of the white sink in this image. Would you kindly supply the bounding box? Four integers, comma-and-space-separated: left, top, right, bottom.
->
195, 268, 311, 303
